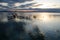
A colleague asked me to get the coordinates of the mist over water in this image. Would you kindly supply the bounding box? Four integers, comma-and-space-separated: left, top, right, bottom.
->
0, 12, 60, 40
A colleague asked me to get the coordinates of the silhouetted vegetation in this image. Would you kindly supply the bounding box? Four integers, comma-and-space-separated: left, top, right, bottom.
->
33, 16, 36, 19
28, 26, 45, 40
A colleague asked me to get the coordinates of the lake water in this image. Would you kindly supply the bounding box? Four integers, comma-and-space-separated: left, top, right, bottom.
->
0, 12, 60, 40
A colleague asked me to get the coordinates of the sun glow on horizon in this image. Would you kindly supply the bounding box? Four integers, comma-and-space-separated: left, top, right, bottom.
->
38, 13, 51, 22
32, 0, 60, 8
41, 15, 50, 21
36, 4, 50, 8
32, 3, 60, 8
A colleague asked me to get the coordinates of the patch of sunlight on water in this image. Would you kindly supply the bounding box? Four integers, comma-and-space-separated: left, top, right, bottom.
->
14, 18, 21, 22
1, 18, 8, 22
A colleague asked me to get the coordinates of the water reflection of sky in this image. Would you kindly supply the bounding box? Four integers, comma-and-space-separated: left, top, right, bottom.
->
33, 12, 60, 40
0, 12, 60, 40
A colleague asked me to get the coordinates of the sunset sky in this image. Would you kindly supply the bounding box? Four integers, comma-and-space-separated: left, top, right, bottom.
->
0, 0, 60, 9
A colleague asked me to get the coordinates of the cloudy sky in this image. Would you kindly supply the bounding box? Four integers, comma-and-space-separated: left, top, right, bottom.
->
0, 0, 60, 9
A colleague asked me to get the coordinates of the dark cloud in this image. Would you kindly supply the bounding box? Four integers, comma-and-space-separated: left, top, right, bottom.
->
0, 3, 36, 9
0, 0, 34, 9
0, 0, 33, 3
0, 0, 33, 9
0, 5, 9, 9
19, 3, 36, 8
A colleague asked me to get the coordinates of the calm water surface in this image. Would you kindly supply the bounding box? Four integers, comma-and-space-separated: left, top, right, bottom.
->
0, 12, 60, 40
